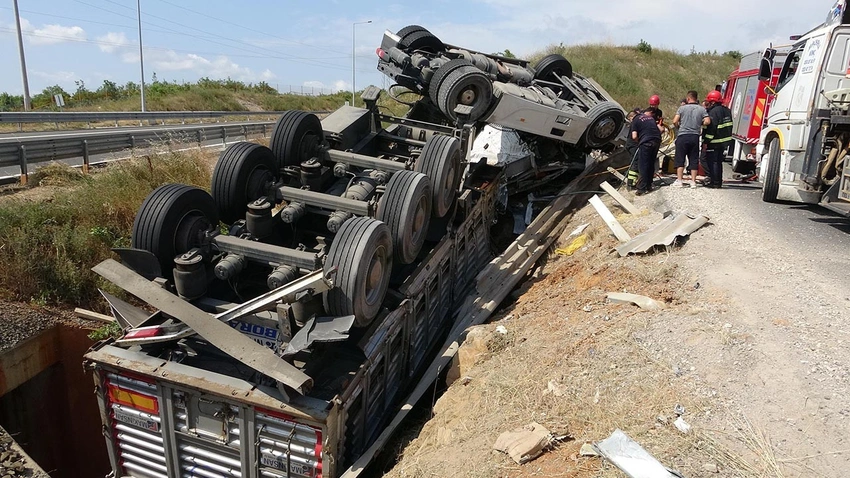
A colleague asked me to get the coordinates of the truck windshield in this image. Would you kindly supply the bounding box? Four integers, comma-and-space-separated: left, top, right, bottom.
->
776, 48, 802, 92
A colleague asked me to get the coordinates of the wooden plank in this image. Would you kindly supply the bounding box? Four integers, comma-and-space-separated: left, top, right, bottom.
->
606, 166, 626, 181
600, 181, 640, 215
74, 307, 116, 323
589, 194, 631, 242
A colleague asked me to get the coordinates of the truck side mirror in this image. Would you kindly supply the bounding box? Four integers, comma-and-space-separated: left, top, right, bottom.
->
758, 57, 773, 81
762, 47, 776, 61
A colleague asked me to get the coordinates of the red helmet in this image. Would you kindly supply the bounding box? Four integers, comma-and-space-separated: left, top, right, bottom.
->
706, 90, 722, 103
649, 95, 660, 106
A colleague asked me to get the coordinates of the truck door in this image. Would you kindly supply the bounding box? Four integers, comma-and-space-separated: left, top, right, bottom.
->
818, 28, 850, 100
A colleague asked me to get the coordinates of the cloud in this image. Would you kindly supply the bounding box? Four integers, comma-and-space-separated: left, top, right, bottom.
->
260, 69, 276, 81
19, 18, 86, 46
32, 70, 78, 83
96, 32, 132, 53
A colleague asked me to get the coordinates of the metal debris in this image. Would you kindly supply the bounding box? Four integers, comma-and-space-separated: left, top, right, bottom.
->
615, 212, 709, 256
594, 429, 680, 478
606, 292, 664, 310
283, 315, 356, 357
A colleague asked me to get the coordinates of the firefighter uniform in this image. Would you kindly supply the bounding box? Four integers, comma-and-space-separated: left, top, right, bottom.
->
632, 110, 662, 194
703, 103, 733, 187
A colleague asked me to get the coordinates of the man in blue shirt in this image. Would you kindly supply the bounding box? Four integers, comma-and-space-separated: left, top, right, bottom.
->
631, 108, 662, 195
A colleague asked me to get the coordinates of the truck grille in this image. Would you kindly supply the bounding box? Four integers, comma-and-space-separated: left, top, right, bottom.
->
106, 373, 167, 478
256, 411, 323, 478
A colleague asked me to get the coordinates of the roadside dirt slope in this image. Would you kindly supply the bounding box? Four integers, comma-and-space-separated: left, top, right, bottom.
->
386, 179, 850, 477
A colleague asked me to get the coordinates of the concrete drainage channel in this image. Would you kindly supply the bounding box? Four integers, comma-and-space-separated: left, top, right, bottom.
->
0, 323, 109, 477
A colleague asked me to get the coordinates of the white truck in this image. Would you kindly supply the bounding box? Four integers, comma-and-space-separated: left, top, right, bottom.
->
757, 0, 850, 214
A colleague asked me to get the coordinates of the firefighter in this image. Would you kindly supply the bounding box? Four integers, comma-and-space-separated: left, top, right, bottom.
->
631, 108, 662, 195
648, 95, 663, 125
702, 90, 733, 188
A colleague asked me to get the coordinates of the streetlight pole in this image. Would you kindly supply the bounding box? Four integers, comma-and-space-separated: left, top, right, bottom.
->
137, 0, 146, 112
12, 0, 32, 111
352, 20, 371, 106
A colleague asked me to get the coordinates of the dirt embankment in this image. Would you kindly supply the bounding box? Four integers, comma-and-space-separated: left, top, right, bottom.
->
387, 180, 850, 477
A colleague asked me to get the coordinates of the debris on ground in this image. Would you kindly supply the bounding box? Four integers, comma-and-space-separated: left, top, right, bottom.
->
673, 416, 692, 434
589, 195, 631, 242
493, 422, 556, 464
555, 234, 588, 256
594, 429, 681, 478
615, 212, 709, 256
606, 292, 665, 310
0, 426, 49, 477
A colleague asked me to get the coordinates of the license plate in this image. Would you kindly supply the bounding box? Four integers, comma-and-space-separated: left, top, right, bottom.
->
261, 453, 312, 476
114, 409, 160, 432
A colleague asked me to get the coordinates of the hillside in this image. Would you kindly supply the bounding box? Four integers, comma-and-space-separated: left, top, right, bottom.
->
534, 43, 740, 116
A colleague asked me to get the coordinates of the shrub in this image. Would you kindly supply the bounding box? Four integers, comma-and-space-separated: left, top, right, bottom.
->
637, 39, 653, 54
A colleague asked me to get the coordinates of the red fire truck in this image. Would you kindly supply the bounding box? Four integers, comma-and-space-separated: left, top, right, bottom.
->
722, 46, 790, 178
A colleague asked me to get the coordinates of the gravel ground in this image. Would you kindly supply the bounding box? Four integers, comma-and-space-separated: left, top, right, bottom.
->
633, 169, 850, 477
0, 304, 63, 353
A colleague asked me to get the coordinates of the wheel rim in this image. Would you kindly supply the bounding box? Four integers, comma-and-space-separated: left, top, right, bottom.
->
591, 116, 618, 142
298, 132, 320, 162
365, 244, 389, 305
173, 212, 211, 256
246, 166, 273, 200
459, 86, 477, 105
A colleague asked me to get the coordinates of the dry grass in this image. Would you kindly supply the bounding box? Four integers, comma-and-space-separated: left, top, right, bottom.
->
386, 198, 788, 478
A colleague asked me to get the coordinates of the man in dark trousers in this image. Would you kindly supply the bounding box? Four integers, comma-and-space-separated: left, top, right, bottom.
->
702, 90, 733, 188
631, 107, 662, 195
672, 90, 710, 187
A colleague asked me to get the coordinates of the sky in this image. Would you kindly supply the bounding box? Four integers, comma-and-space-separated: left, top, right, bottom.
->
0, 0, 834, 99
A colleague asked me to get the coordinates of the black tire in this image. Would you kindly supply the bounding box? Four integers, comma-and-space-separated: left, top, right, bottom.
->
583, 101, 626, 148
324, 217, 393, 327
533, 54, 573, 80
762, 137, 781, 203
429, 59, 475, 106
378, 171, 432, 265
437, 65, 493, 123
396, 25, 428, 39
415, 134, 461, 218
269, 111, 324, 170
398, 29, 444, 53
211, 142, 276, 224
131, 184, 218, 278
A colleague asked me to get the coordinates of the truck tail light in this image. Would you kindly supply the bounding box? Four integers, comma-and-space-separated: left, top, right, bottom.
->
107, 382, 159, 415
376, 48, 386, 60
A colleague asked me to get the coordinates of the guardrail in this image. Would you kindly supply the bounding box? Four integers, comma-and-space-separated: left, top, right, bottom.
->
0, 111, 289, 124
0, 121, 274, 185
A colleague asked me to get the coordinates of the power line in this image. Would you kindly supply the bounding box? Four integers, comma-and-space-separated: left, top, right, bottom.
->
94, 0, 353, 71
0, 27, 377, 74
153, 0, 345, 55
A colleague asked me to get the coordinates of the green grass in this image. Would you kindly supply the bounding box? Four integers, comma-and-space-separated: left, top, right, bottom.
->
0, 150, 212, 307
531, 44, 739, 118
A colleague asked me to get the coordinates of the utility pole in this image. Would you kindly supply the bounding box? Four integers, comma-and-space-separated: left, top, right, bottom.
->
352, 20, 371, 105
12, 0, 32, 111
137, 0, 146, 111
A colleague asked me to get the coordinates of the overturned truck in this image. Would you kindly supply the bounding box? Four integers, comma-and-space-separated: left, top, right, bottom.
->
84, 25, 625, 478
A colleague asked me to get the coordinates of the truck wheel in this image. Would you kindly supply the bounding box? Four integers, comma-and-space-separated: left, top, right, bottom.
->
429, 58, 475, 106
762, 137, 781, 203
533, 54, 573, 80
397, 26, 444, 53
415, 134, 461, 218
583, 101, 626, 148
132, 184, 218, 278
211, 142, 276, 224
270, 111, 323, 170
378, 171, 432, 265
324, 217, 393, 326
437, 65, 493, 123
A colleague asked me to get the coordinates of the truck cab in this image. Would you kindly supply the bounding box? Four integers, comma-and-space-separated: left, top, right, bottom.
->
758, 0, 850, 214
